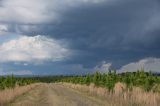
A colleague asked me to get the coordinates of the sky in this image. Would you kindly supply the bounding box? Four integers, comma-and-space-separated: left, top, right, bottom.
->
0, 0, 160, 75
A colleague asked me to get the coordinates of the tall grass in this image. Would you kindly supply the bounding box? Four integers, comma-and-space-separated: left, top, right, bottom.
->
0, 84, 38, 106
58, 70, 160, 106
60, 82, 160, 106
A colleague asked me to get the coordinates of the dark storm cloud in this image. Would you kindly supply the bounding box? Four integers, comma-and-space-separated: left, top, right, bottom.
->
1, 0, 160, 71
27, 0, 160, 67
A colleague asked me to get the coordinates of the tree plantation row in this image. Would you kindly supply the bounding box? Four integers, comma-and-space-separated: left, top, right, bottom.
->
0, 75, 69, 90
0, 75, 37, 90
58, 70, 160, 92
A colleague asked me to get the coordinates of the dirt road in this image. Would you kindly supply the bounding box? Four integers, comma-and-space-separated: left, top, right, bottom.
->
7, 83, 108, 106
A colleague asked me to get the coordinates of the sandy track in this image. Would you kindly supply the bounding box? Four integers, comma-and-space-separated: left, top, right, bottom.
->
7, 83, 107, 106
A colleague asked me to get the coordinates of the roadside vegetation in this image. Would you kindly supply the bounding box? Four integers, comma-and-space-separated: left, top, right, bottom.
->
57, 70, 160, 106
0, 75, 63, 90
0, 75, 39, 105
58, 69, 160, 92
0, 75, 37, 90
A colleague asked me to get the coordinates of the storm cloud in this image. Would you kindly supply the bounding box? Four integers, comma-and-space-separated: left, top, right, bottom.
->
0, 0, 160, 74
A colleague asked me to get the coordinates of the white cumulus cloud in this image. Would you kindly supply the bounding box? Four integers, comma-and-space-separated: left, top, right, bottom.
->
0, 35, 69, 64
94, 61, 112, 73
118, 57, 160, 72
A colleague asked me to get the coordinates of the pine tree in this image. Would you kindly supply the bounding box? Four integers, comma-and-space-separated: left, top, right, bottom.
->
93, 71, 100, 86
0, 76, 5, 89
106, 70, 117, 92
85, 73, 91, 85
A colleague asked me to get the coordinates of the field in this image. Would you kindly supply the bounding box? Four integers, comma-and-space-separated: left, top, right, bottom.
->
0, 70, 160, 106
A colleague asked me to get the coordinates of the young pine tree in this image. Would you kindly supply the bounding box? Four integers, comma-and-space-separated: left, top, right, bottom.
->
0, 76, 5, 90
106, 70, 117, 93
85, 73, 91, 85
93, 71, 100, 86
